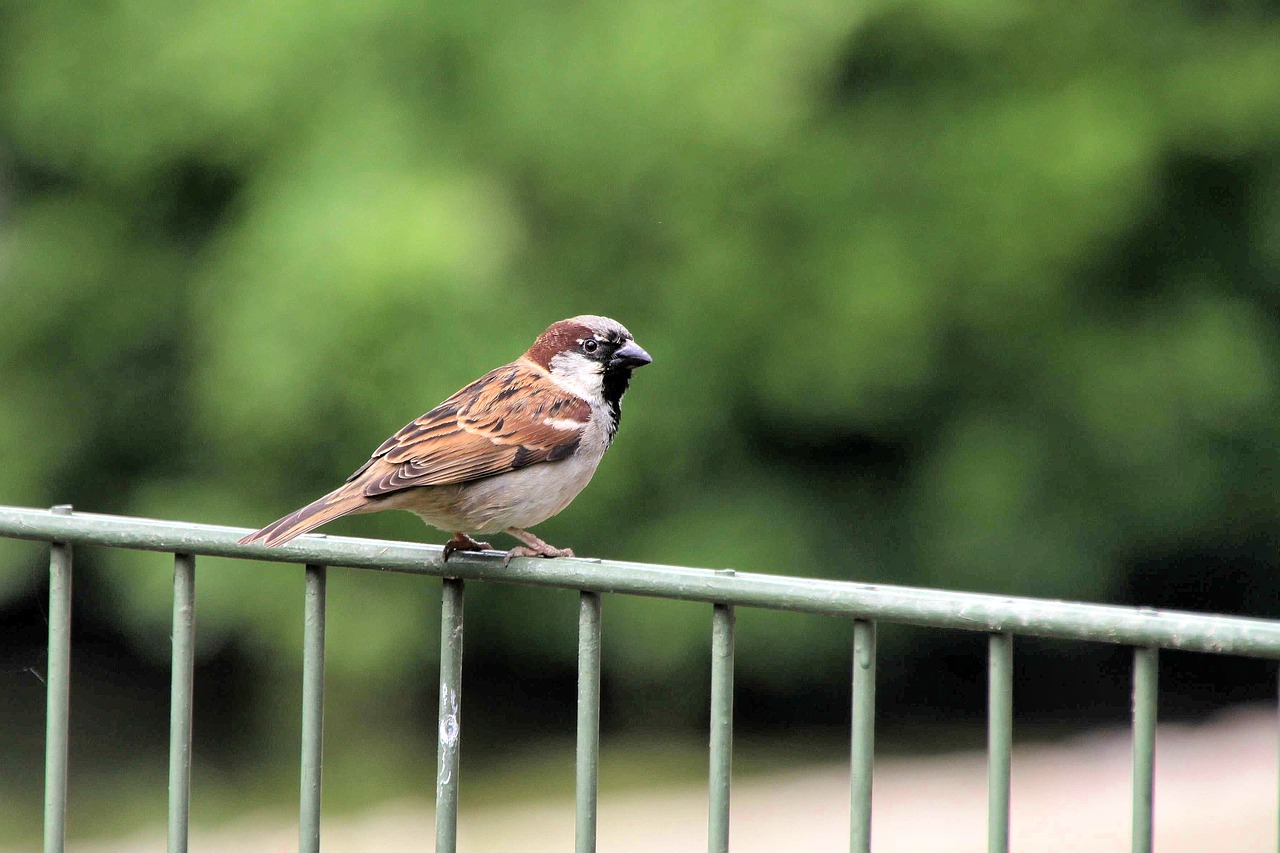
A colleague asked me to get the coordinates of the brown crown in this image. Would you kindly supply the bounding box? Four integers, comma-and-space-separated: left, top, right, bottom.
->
525, 320, 596, 370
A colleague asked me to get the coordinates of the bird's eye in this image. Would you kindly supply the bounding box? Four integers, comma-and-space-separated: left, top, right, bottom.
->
582, 339, 599, 354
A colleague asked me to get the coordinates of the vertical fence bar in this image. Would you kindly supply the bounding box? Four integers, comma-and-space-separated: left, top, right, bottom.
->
44, 538, 72, 853
1131, 646, 1158, 853
168, 554, 196, 853
1276, 664, 1279, 853
850, 619, 876, 853
576, 591, 603, 853
299, 564, 327, 853
436, 578, 465, 853
988, 633, 1013, 853
708, 603, 735, 853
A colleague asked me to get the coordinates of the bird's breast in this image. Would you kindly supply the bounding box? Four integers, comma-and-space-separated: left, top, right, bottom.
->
388, 403, 614, 535
453, 437, 607, 532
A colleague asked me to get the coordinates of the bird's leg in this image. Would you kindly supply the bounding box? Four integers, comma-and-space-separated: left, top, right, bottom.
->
443, 532, 492, 562
503, 527, 575, 566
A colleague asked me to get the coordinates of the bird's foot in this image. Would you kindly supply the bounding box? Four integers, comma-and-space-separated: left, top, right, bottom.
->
503, 544, 576, 566
443, 532, 492, 562
503, 527, 575, 566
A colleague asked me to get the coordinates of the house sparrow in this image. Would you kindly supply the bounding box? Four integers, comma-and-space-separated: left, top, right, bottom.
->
238, 315, 651, 565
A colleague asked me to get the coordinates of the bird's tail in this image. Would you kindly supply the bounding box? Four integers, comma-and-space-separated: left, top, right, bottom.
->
238, 485, 369, 547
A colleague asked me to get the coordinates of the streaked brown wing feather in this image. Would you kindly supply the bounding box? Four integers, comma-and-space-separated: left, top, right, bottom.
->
347, 361, 590, 498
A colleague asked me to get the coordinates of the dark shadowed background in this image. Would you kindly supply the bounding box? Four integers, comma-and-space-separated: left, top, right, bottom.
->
3, 0, 1280, 844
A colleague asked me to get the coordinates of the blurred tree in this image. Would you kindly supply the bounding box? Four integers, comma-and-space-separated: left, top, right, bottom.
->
2, 0, 1280, 728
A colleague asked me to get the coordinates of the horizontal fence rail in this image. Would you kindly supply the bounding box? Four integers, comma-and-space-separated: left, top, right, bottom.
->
6, 503, 1280, 853
5, 506, 1280, 657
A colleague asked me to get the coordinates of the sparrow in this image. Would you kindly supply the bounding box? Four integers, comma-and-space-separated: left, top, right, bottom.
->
238, 315, 652, 565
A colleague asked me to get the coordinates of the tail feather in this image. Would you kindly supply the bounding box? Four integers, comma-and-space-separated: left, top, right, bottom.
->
238, 486, 369, 547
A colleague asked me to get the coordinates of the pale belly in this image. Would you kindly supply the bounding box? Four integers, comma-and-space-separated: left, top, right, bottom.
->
376, 451, 604, 535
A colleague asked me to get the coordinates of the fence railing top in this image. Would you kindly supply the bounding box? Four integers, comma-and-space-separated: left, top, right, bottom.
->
2, 504, 1279, 658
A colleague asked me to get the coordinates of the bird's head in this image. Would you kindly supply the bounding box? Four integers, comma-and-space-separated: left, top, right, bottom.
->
526, 315, 652, 410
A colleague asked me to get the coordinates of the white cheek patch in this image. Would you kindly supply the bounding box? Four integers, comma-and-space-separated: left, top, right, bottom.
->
548, 351, 604, 399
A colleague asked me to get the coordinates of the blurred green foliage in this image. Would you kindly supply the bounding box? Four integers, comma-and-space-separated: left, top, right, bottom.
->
3, 0, 1280, 720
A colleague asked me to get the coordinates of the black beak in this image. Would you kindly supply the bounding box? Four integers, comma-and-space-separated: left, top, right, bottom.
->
611, 340, 653, 369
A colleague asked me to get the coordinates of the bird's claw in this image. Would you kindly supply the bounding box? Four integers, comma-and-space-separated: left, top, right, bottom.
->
443, 533, 492, 562
503, 545, 575, 567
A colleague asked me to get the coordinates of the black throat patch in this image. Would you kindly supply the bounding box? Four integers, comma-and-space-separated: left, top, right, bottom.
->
600, 367, 632, 438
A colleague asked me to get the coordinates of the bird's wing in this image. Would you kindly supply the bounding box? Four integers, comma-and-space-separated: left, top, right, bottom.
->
346, 360, 591, 497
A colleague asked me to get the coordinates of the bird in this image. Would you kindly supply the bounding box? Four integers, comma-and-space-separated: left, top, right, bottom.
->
238, 315, 652, 565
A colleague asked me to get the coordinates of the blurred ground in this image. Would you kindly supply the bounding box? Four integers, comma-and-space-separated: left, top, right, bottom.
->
18, 704, 1273, 853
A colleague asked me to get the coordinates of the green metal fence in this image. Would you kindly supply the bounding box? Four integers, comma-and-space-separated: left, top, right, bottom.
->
5, 503, 1280, 853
